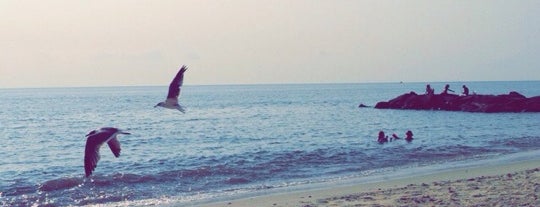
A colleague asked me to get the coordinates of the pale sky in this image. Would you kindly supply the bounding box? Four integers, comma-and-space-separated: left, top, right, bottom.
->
1, 0, 539, 88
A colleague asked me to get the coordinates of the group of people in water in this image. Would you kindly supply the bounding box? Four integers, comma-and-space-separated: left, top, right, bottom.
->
377, 83, 472, 144
378, 130, 413, 144
425, 84, 470, 96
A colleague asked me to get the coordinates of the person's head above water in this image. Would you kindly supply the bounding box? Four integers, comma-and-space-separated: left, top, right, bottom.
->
406, 130, 413, 138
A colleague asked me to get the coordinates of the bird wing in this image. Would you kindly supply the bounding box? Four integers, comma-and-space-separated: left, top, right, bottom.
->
166, 65, 188, 99
85, 130, 98, 137
107, 136, 121, 158
84, 137, 102, 177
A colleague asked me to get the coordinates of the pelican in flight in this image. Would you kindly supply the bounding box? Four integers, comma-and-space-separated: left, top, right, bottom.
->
84, 127, 130, 177
155, 65, 188, 113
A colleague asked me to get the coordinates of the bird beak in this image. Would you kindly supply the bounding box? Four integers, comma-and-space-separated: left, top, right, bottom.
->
120, 131, 131, 135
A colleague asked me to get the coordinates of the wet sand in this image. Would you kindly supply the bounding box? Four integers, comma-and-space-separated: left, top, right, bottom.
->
200, 159, 540, 207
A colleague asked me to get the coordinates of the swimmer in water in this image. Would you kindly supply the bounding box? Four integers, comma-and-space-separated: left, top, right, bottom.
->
378, 131, 388, 144
405, 130, 414, 142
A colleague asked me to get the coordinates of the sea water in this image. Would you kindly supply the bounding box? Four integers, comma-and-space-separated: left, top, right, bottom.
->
1, 81, 539, 206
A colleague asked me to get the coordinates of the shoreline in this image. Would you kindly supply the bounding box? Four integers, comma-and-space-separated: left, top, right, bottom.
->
197, 158, 540, 207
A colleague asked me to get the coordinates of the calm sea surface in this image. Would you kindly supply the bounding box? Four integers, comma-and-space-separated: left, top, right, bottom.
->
1, 81, 539, 206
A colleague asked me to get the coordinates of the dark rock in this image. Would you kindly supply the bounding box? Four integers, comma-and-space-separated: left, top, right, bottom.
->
374, 91, 540, 113
374, 101, 389, 109
358, 103, 369, 108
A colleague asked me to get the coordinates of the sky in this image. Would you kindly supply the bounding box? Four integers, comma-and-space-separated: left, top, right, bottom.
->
1, 0, 540, 88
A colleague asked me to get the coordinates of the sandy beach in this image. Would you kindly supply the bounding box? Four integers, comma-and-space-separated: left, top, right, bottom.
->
200, 159, 540, 207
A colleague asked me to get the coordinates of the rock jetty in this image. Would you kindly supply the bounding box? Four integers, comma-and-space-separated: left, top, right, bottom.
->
374, 91, 540, 113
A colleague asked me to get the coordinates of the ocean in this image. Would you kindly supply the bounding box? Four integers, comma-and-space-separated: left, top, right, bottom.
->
1, 81, 539, 206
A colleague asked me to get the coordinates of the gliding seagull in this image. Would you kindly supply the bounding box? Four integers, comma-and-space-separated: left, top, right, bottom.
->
84, 127, 130, 177
155, 65, 188, 113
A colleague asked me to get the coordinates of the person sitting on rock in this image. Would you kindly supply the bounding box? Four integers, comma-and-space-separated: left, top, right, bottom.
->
441, 84, 454, 94
378, 131, 388, 144
462, 85, 469, 96
405, 130, 414, 142
425, 84, 435, 95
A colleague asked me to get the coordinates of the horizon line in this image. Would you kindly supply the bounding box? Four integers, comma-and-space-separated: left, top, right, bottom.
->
1, 80, 539, 90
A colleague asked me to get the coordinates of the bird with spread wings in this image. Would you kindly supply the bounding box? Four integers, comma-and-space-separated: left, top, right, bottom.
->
155, 65, 188, 113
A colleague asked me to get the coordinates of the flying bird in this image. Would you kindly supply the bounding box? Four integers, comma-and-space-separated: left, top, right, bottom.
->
84, 127, 130, 177
155, 65, 188, 113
